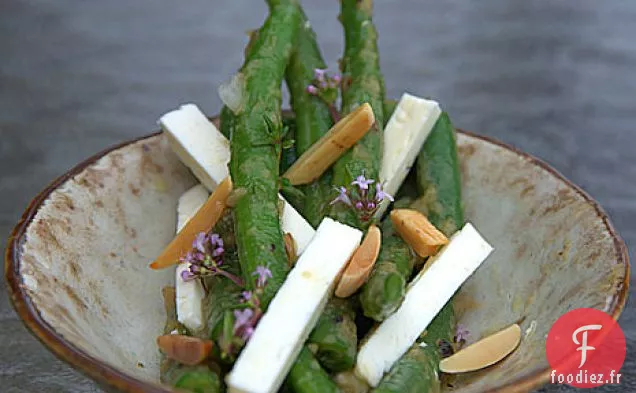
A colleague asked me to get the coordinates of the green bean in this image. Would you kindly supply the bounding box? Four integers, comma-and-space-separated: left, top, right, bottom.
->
359, 219, 417, 321
373, 308, 454, 393
267, 1, 360, 377
308, 298, 358, 372
371, 345, 436, 393
330, 0, 385, 228
382, 99, 397, 127
280, 116, 299, 173
275, 2, 334, 228
287, 347, 342, 393
412, 112, 463, 237
372, 112, 463, 393
164, 364, 222, 393
333, 370, 370, 393
159, 289, 223, 393
228, 0, 300, 306
220, 105, 236, 140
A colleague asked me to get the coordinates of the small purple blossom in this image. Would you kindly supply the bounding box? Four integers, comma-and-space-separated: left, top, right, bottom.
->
330, 186, 352, 206
253, 266, 272, 287
234, 309, 254, 330
330, 173, 396, 222
241, 326, 255, 341
454, 324, 470, 343
241, 291, 252, 302
233, 309, 259, 341
193, 232, 207, 253
352, 174, 374, 191
179, 232, 240, 285
305, 68, 341, 118
212, 247, 225, 257
209, 233, 223, 248
183, 251, 196, 264
180, 269, 196, 282
314, 68, 327, 81
375, 183, 394, 203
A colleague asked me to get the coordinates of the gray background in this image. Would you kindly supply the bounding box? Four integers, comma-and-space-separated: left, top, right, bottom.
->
0, 0, 633, 392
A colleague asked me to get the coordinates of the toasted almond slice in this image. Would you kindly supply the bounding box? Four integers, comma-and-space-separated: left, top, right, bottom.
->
390, 209, 448, 257
284, 232, 298, 267
283, 103, 375, 185
157, 334, 214, 366
150, 177, 232, 269
335, 225, 382, 298
439, 324, 522, 374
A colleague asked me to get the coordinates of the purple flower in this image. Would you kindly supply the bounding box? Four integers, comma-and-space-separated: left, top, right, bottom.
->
319, 79, 328, 89
242, 326, 255, 340
355, 201, 364, 210
331, 74, 342, 85
209, 233, 223, 248
455, 324, 470, 343
330, 186, 352, 206
253, 266, 272, 287
314, 68, 327, 81
351, 174, 374, 191
366, 201, 376, 210
241, 291, 252, 302
212, 247, 225, 257
180, 269, 196, 282
306, 85, 318, 95
233, 309, 254, 331
181, 251, 196, 264
375, 183, 394, 202
193, 232, 207, 253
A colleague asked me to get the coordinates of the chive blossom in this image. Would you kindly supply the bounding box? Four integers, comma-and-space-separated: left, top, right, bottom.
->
330, 172, 394, 222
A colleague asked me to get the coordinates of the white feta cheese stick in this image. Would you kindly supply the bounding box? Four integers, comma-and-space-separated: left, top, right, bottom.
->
354, 223, 493, 387
174, 184, 209, 332
226, 218, 363, 393
159, 104, 315, 254
376, 93, 441, 217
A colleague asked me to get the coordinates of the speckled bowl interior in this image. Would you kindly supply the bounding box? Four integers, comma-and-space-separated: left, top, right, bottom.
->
6, 122, 628, 393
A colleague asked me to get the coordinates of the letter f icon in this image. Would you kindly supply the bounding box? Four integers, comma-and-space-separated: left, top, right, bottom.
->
572, 324, 602, 368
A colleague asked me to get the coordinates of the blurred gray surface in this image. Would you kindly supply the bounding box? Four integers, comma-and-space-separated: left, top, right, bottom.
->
0, 0, 633, 391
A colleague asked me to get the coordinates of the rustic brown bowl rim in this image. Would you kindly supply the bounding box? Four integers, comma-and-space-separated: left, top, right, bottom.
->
4, 119, 630, 393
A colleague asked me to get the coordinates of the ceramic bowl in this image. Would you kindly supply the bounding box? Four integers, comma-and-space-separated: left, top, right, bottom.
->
5, 116, 629, 393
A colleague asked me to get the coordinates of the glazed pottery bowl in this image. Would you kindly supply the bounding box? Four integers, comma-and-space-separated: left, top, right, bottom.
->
5, 116, 629, 393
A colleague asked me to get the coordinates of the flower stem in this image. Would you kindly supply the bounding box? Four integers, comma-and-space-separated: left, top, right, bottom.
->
215, 269, 245, 287
326, 103, 341, 123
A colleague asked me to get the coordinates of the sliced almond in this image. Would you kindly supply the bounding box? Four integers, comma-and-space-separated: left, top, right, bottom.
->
439, 324, 522, 374
150, 177, 232, 269
284, 232, 298, 267
335, 225, 382, 298
390, 209, 448, 258
157, 334, 214, 366
283, 103, 375, 185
